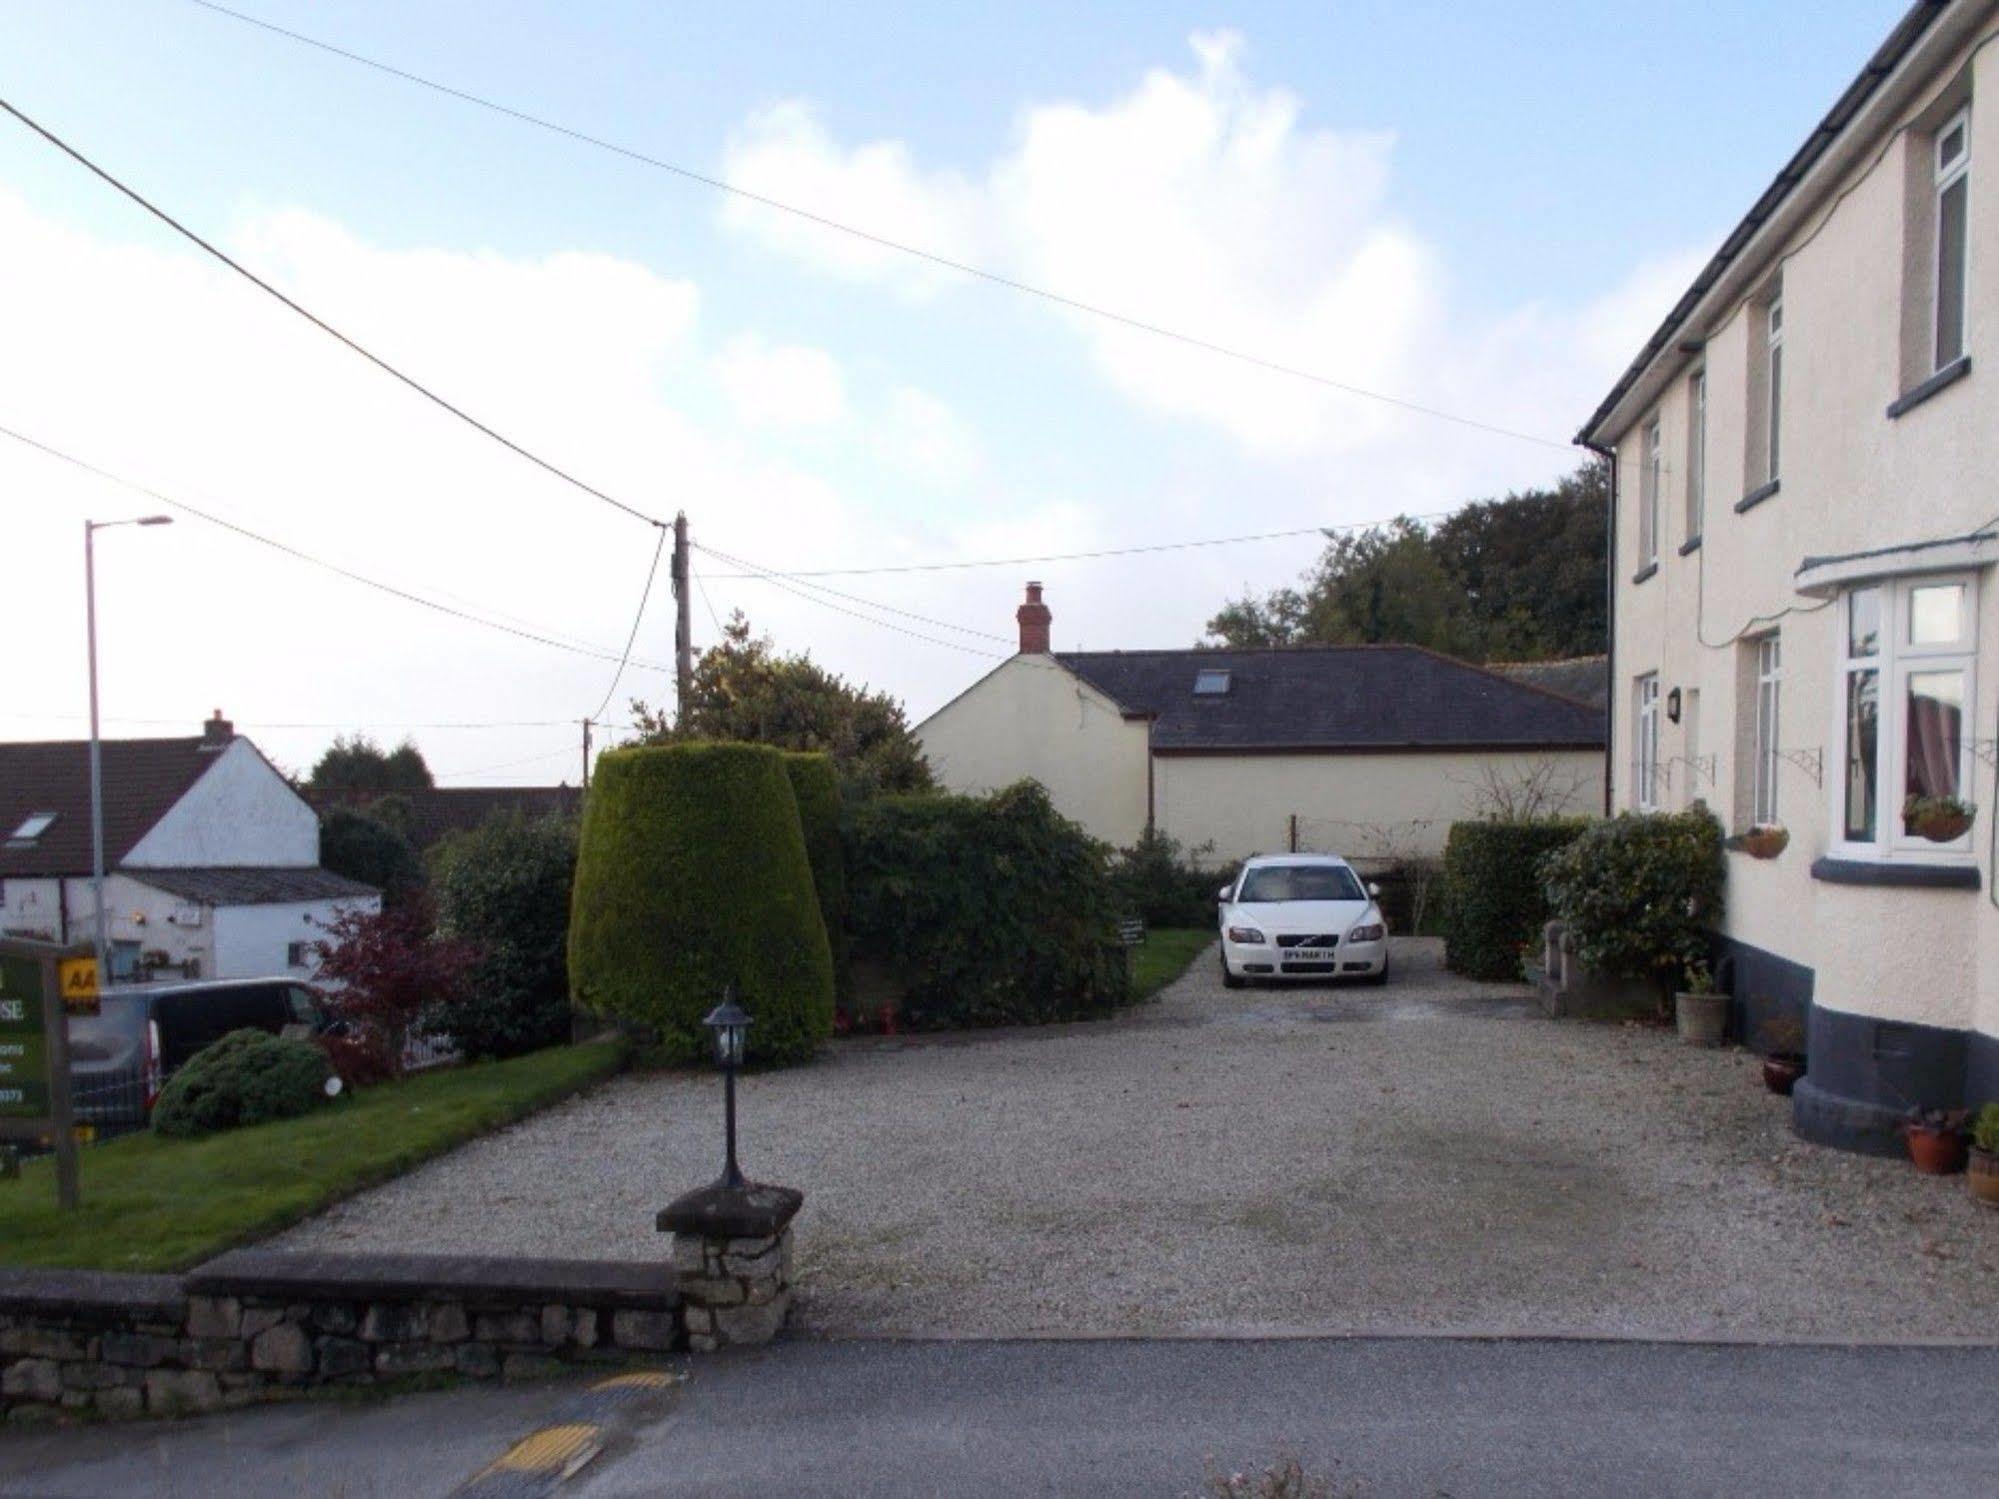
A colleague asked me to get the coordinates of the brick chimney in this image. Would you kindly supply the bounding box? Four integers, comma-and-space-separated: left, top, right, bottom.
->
1016, 581, 1052, 654
200, 708, 234, 750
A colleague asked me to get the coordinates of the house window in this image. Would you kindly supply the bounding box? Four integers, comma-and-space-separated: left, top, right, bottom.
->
1836, 574, 1977, 857
1934, 107, 1970, 370
1685, 370, 1706, 541
1765, 296, 1784, 484
5, 812, 56, 848
286, 941, 314, 969
1753, 635, 1782, 825
1192, 668, 1232, 696
1638, 417, 1662, 568
1635, 673, 1661, 811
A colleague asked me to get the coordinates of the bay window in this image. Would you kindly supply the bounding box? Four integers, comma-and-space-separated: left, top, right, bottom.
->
1834, 574, 1978, 858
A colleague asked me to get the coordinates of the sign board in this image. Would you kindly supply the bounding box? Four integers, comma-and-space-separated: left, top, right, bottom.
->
0, 939, 85, 1208
1116, 917, 1147, 948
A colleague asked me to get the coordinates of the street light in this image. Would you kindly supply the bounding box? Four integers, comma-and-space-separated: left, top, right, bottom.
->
702, 987, 752, 1189
85, 515, 174, 981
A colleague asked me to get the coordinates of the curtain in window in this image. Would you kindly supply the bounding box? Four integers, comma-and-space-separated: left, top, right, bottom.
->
1905, 673, 1962, 799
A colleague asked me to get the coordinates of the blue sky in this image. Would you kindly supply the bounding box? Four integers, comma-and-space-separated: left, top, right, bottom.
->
2, 0, 1911, 781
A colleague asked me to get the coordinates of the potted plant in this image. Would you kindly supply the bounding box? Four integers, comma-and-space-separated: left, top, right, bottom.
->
1756, 1012, 1807, 1095
1902, 793, 1976, 843
1968, 1104, 1999, 1209
1674, 960, 1729, 1047
1903, 1105, 1971, 1174
1736, 823, 1789, 859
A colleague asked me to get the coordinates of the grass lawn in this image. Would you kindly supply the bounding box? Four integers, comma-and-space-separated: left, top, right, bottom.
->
0, 1040, 625, 1274
1129, 928, 1214, 1000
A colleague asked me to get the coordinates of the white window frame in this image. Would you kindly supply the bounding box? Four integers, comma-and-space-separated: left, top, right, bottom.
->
1765, 296, 1784, 484
1830, 572, 1980, 862
1686, 370, 1706, 542
1933, 105, 1971, 372
1753, 635, 1782, 825
1639, 417, 1662, 567
1635, 673, 1661, 812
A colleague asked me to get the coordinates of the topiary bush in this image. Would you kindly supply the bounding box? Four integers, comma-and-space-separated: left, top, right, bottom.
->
1110, 827, 1224, 929
1539, 806, 1725, 987
431, 811, 579, 1059
844, 780, 1130, 1030
781, 751, 849, 1001
1443, 818, 1592, 979
152, 1029, 335, 1138
568, 741, 834, 1066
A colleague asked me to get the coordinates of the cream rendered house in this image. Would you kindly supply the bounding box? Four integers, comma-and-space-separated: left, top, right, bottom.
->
1580, 0, 1999, 1152
915, 583, 1605, 869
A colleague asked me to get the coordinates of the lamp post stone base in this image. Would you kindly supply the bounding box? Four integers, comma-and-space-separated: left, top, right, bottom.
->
657, 1183, 802, 1353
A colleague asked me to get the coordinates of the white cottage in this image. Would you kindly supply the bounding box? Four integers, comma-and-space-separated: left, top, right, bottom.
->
0, 712, 378, 983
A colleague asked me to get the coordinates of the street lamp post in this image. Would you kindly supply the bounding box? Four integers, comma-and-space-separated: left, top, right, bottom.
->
702, 988, 752, 1189
84, 515, 172, 978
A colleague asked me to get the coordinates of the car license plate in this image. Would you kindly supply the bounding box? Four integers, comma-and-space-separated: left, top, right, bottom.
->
72, 1124, 95, 1144
1287, 949, 1333, 962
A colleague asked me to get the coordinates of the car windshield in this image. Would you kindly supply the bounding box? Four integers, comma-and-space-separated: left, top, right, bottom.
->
1235, 864, 1364, 903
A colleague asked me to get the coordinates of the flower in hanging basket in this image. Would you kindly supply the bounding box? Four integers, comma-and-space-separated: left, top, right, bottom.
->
1902, 793, 1976, 843
1736, 823, 1789, 859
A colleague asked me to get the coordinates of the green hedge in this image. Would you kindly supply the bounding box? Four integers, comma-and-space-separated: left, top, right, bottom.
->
781, 751, 849, 1002
568, 742, 834, 1066
1443, 819, 1591, 980
1110, 827, 1225, 929
1540, 807, 1725, 986
152, 1030, 334, 1138
431, 811, 579, 1059
845, 781, 1130, 1029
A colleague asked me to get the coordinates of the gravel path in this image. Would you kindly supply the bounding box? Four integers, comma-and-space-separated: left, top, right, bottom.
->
276, 939, 1998, 1340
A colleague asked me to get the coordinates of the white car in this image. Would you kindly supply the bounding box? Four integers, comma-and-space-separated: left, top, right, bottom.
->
1216, 853, 1389, 989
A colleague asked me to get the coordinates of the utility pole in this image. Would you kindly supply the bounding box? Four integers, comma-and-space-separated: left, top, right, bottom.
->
671, 511, 692, 724
581, 717, 593, 790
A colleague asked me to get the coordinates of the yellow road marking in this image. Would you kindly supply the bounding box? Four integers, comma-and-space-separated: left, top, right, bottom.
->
485, 1423, 602, 1476
592, 1371, 677, 1392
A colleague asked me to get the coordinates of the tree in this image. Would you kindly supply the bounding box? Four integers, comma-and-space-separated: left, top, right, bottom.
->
430, 813, 578, 1059
630, 612, 933, 795
308, 734, 434, 796
319, 807, 425, 907
312, 898, 479, 1076
1203, 460, 1609, 662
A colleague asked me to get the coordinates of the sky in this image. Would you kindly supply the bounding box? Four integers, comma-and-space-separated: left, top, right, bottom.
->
1, 0, 1912, 785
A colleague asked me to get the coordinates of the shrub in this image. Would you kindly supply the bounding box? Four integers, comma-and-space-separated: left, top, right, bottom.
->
781, 752, 849, 1000
430, 812, 579, 1059
313, 899, 480, 1075
1539, 807, 1725, 986
844, 781, 1130, 1030
319, 806, 425, 907
1973, 1102, 1999, 1156
152, 1029, 334, 1138
314, 1029, 395, 1089
1110, 828, 1223, 929
568, 741, 834, 1066
1442, 819, 1591, 980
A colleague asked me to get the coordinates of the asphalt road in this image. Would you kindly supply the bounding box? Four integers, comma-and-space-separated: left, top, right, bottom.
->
5, 1337, 1996, 1498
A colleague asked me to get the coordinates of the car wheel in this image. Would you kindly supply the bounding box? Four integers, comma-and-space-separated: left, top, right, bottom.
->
1221, 952, 1246, 990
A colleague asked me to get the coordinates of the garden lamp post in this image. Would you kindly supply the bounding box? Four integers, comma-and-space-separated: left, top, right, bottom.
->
703, 989, 752, 1189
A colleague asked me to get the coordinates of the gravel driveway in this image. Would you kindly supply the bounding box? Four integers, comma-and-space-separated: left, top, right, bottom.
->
276, 939, 1997, 1340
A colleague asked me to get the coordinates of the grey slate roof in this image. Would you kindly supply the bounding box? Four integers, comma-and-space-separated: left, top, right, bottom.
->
1054, 646, 1605, 752
1488, 656, 1610, 713
306, 786, 583, 850
126, 866, 379, 907
0, 737, 223, 878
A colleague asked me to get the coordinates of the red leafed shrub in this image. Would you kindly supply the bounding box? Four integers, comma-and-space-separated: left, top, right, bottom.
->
313, 898, 479, 1077
313, 1029, 395, 1089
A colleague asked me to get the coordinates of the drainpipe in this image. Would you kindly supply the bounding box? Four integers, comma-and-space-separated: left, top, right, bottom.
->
1580, 438, 1618, 816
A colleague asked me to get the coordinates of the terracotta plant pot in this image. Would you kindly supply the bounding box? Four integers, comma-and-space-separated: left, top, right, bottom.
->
1968, 1147, 1999, 1209
1905, 1125, 1968, 1175
1738, 827, 1789, 859
1910, 812, 1973, 843
1675, 991, 1729, 1047
1761, 1053, 1806, 1096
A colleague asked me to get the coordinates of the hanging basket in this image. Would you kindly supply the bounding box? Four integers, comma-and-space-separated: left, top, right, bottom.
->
1737, 825, 1789, 859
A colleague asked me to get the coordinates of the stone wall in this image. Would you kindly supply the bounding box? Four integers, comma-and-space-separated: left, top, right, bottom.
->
1, 1251, 690, 1424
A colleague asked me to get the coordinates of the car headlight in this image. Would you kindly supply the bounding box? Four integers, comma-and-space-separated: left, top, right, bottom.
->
1346, 922, 1385, 944
1226, 926, 1267, 945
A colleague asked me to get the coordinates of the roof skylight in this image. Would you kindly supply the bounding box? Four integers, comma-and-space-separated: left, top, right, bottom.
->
1193, 668, 1232, 696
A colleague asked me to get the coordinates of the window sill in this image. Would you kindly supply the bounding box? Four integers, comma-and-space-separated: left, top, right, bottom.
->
1809, 856, 1980, 890
1678, 535, 1702, 556
1734, 479, 1780, 514
1631, 561, 1659, 585
1886, 355, 1971, 419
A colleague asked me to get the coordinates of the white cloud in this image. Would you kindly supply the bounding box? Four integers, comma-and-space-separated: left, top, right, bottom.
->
874, 386, 980, 488
715, 333, 848, 428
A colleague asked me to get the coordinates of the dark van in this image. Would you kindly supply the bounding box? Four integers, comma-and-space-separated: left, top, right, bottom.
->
65, 978, 333, 1128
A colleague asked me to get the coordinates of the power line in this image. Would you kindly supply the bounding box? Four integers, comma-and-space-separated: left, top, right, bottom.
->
0, 711, 638, 731
0, 421, 675, 676
432, 743, 580, 781
693, 541, 1010, 643
0, 93, 666, 530
590, 525, 669, 720
690, 565, 727, 637
700, 513, 1456, 580
693, 548, 1002, 659
185, 0, 1571, 453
